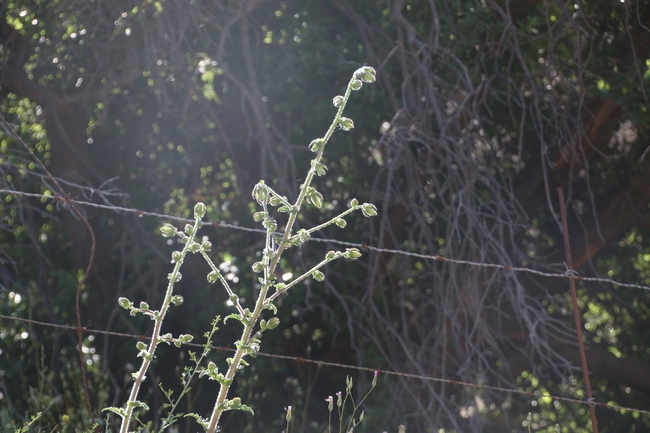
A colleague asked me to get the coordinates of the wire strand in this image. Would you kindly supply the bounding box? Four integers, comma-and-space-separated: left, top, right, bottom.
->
1, 313, 648, 417
2, 188, 650, 292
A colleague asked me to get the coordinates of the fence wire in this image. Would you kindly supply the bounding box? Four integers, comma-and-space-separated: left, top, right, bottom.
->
1, 313, 649, 418
2, 188, 649, 292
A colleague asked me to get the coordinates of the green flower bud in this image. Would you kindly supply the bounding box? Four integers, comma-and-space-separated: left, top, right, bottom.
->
253, 211, 266, 222
168, 272, 182, 282
339, 117, 354, 131
350, 198, 359, 208
118, 297, 132, 309
266, 317, 280, 329
311, 270, 325, 282
170, 295, 184, 306
252, 261, 265, 273
335, 218, 346, 228
298, 229, 310, 243
263, 218, 277, 232
207, 270, 218, 283
188, 242, 201, 253
160, 223, 176, 237
194, 202, 207, 219
201, 241, 212, 251
361, 203, 378, 217
179, 334, 193, 344
309, 191, 323, 208
311, 160, 327, 176
325, 251, 337, 261
350, 79, 362, 90
171, 251, 183, 263
309, 138, 326, 152
355, 66, 376, 83
344, 248, 362, 260
136, 341, 147, 351
139, 301, 149, 310
333, 95, 344, 107
285, 406, 292, 422
269, 195, 282, 206
184, 224, 193, 234
252, 182, 269, 205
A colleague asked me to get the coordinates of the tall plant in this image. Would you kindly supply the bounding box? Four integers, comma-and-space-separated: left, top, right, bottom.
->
106, 66, 378, 432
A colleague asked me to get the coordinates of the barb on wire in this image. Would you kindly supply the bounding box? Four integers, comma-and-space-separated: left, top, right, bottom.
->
2, 188, 650, 292
1, 313, 649, 418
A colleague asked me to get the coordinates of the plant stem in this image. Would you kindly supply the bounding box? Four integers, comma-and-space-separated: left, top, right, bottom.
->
205, 72, 359, 433
205, 282, 270, 432
119, 220, 200, 433
269, 77, 356, 275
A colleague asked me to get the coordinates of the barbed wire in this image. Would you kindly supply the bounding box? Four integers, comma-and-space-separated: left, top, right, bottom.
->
1, 313, 648, 418
2, 188, 650, 292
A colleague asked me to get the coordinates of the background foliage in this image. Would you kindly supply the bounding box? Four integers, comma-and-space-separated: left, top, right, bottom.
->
1, 0, 650, 432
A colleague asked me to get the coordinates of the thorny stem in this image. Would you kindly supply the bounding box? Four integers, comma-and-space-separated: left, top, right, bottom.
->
119, 219, 201, 433
205, 73, 362, 433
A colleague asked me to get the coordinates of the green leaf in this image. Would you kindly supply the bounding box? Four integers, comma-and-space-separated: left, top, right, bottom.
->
312, 270, 325, 282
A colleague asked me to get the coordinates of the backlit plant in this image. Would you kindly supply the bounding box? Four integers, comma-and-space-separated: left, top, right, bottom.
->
106, 66, 378, 433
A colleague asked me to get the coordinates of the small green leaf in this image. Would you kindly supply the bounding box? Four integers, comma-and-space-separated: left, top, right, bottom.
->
312, 270, 325, 282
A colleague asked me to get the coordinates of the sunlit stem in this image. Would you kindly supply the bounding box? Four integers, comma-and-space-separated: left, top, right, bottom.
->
268, 75, 357, 275
304, 206, 358, 235
119, 218, 201, 433
200, 250, 245, 316
268, 257, 336, 302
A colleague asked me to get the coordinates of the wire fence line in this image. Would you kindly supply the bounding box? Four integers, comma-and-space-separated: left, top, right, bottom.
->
2, 188, 650, 292
1, 313, 648, 418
